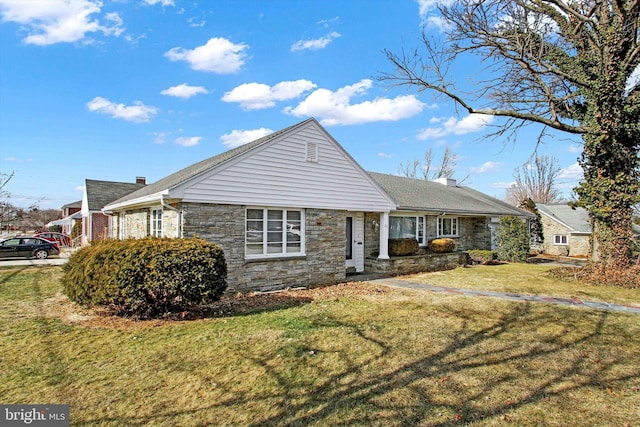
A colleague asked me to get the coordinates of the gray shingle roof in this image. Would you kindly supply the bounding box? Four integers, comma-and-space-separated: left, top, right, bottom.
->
368, 172, 533, 217
537, 203, 592, 233
109, 118, 316, 206
85, 179, 147, 211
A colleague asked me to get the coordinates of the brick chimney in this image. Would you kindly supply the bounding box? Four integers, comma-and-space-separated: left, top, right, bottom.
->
136, 176, 146, 185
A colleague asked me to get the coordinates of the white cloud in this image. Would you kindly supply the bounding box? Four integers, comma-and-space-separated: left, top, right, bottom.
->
220, 128, 273, 148
415, 0, 455, 26
291, 31, 341, 52
222, 80, 317, 110
143, 0, 175, 6
285, 79, 425, 126
164, 37, 248, 74
87, 96, 157, 122
174, 136, 201, 147
567, 143, 583, 153
491, 181, 516, 189
149, 131, 171, 144
3, 156, 32, 162
417, 114, 494, 140
161, 83, 208, 99
558, 162, 584, 181
0, 0, 124, 45
377, 152, 393, 158
470, 161, 501, 174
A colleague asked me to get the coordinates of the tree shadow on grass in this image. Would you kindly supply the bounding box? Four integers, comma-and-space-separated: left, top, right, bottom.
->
74, 301, 640, 426
238, 305, 637, 426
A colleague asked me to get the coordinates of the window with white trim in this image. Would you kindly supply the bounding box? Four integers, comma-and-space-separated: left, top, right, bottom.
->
150, 208, 163, 237
390, 216, 426, 245
553, 235, 568, 245
438, 217, 458, 237
246, 208, 304, 258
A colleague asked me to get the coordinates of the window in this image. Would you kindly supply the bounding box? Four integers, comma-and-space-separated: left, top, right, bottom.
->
246, 208, 304, 258
438, 217, 458, 237
554, 235, 568, 245
390, 216, 426, 245
150, 209, 163, 237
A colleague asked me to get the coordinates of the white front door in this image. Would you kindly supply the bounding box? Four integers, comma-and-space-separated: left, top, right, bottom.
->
346, 213, 365, 272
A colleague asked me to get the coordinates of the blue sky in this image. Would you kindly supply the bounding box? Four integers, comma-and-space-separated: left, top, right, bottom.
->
0, 0, 584, 211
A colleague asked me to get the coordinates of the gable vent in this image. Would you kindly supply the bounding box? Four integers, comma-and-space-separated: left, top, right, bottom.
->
306, 141, 319, 162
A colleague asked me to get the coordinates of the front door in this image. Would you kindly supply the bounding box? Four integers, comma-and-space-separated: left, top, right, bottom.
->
346, 213, 365, 272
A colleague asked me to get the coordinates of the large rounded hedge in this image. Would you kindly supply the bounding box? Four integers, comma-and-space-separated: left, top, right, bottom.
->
62, 237, 227, 318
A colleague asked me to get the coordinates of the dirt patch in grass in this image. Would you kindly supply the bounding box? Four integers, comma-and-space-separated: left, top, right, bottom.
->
41, 281, 392, 330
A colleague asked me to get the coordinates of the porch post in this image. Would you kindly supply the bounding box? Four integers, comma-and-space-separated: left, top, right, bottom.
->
378, 211, 389, 259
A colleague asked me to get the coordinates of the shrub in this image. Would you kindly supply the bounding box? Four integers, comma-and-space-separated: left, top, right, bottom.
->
428, 238, 456, 253
388, 238, 419, 256
467, 249, 498, 264
495, 216, 530, 262
62, 237, 227, 318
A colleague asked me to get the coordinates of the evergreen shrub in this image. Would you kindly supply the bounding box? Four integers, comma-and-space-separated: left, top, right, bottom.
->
62, 237, 227, 318
467, 249, 498, 264
388, 238, 419, 256
495, 216, 530, 262
428, 238, 456, 253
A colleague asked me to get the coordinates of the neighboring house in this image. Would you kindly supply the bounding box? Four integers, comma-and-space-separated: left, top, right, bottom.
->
46, 200, 82, 235
536, 203, 591, 257
81, 178, 146, 245
102, 118, 532, 292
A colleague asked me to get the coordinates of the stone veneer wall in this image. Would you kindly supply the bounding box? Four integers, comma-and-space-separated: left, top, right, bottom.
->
181, 202, 347, 293
125, 209, 150, 239
365, 252, 471, 275
540, 216, 590, 257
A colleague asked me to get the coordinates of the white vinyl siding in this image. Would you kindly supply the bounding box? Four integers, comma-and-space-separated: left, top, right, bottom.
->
438, 217, 458, 237
150, 208, 163, 237
246, 208, 304, 259
174, 122, 395, 212
390, 215, 426, 245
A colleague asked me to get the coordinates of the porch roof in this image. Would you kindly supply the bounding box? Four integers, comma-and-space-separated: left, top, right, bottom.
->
368, 172, 533, 217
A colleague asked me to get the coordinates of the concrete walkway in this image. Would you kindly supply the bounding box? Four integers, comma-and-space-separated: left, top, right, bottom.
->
369, 277, 640, 315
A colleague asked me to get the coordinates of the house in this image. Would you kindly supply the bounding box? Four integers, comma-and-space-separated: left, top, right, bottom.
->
536, 203, 591, 257
81, 178, 146, 245
102, 118, 532, 292
45, 200, 82, 236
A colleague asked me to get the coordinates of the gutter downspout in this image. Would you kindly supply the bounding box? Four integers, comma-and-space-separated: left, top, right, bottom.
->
161, 197, 182, 238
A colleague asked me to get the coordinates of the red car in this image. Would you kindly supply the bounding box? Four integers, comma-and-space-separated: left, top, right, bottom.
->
34, 232, 71, 247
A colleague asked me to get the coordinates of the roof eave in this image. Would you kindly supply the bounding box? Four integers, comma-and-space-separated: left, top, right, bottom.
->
395, 206, 534, 217
103, 191, 168, 213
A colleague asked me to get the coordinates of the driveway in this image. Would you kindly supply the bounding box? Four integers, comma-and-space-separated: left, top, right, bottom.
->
0, 257, 68, 267
369, 277, 640, 315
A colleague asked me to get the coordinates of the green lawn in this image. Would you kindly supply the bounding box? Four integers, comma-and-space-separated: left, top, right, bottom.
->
1, 265, 639, 426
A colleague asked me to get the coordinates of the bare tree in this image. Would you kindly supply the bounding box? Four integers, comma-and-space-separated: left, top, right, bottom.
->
398, 146, 470, 183
381, 0, 640, 267
506, 155, 562, 205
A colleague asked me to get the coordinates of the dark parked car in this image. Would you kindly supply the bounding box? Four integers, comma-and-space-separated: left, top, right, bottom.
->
34, 231, 71, 247
0, 236, 60, 260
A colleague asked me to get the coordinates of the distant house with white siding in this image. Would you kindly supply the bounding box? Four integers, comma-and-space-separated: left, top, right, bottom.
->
102, 118, 532, 292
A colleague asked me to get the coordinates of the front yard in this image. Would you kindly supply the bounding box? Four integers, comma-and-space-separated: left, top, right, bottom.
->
1, 265, 638, 426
